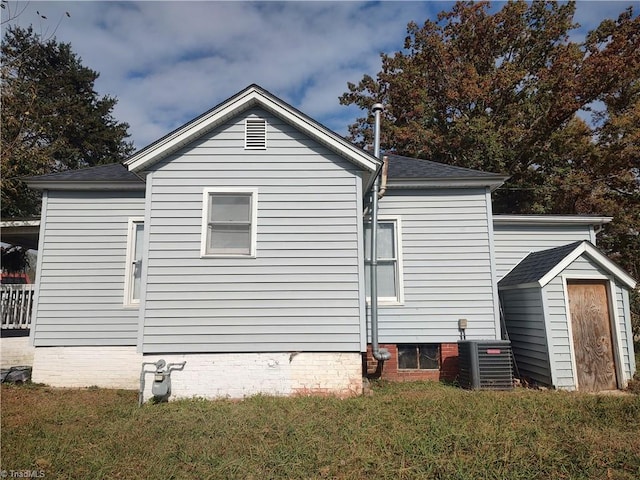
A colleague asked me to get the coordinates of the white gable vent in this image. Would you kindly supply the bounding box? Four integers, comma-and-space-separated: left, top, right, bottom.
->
245, 118, 267, 149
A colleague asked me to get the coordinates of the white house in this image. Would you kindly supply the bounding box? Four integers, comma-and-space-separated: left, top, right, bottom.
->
23, 85, 636, 397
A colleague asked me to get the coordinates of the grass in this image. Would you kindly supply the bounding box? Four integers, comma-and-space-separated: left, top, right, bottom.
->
1, 382, 639, 480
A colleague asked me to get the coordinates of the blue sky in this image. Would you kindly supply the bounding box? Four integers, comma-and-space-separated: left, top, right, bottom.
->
2, 1, 636, 150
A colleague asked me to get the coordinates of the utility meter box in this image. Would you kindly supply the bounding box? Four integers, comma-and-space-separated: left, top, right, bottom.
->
152, 373, 171, 398
139, 359, 185, 405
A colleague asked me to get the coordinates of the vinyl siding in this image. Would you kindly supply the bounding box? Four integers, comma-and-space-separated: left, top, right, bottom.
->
541, 280, 575, 388
500, 288, 552, 386
376, 189, 497, 342
615, 285, 633, 381
622, 289, 636, 377
33, 190, 145, 346
140, 108, 364, 353
493, 224, 592, 279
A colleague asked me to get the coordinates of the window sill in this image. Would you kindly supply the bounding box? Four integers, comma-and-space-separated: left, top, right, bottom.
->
397, 368, 439, 372
366, 299, 404, 307
200, 254, 256, 259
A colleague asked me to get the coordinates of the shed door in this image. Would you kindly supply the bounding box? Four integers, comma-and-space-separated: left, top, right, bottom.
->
567, 281, 617, 392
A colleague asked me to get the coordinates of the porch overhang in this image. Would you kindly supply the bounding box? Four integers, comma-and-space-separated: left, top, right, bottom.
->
1, 219, 40, 251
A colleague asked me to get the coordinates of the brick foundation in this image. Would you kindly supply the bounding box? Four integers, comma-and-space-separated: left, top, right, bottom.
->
32, 346, 142, 389
31, 348, 363, 399
1, 335, 35, 369
364, 343, 459, 382
140, 352, 363, 401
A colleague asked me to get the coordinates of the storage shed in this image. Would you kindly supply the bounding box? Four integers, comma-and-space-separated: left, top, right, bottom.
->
499, 241, 636, 392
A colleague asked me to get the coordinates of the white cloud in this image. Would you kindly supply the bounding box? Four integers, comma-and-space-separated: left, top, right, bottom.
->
4, 1, 637, 149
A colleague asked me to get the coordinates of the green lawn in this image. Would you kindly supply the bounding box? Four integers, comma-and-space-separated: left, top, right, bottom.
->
1, 381, 639, 479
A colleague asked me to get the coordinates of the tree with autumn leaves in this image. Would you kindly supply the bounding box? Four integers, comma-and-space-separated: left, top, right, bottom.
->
1, 25, 134, 219
341, 1, 639, 335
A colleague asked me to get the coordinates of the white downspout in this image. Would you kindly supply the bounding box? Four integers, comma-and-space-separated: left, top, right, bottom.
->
370, 103, 390, 361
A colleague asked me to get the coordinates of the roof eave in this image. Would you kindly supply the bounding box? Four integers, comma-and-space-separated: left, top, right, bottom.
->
0, 219, 41, 250
493, 215, 613, 226
0, 219, 40, 227
124, 88, 258, 171
386, 175, 508, 191
498, 281, 540, 291
124, 86, 381, 179
536, 242, 636, 289
26, 181, 145, 191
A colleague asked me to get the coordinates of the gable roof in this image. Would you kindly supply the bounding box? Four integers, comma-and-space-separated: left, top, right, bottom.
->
498, 242, 582, 287
498, 241, 636, 290
385, 154, 508, 190
124, 84, 381, 189
25, 163, 144, 191
22, 86, 514, 192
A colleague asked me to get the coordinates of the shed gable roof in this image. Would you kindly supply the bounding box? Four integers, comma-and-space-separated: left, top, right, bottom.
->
499, 241, 636, 290
124, 84, 381, 187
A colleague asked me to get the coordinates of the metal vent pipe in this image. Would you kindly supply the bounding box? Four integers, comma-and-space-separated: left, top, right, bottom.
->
370, 103, 390, 361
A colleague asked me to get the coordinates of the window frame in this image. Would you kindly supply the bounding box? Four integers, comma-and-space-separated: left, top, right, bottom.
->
397, 344, 440, 370
124, 217, 144, 308
200, 187, 258, 258
364, 216, 405, 305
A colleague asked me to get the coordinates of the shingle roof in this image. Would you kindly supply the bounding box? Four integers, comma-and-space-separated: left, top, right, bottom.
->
386, 154, 503, 179
25, 163, 143, 184
23, 140, 505, 187
498, 241, 583, 287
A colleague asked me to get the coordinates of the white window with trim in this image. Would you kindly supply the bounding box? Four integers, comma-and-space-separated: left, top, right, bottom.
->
124, 218, 144, 307
201, 188, 258, 257
364, 217, 404, 304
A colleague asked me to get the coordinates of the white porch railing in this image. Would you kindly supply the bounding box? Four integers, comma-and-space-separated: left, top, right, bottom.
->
1, 285, 35, 329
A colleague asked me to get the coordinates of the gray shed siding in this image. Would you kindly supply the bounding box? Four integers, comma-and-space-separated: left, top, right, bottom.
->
376, 188, 498, 342
500, 288, 552, 386
546, 255, 634, 385
614, 285, 633, 380
140, 108, 364, 354
622, 289, 637, 376
33, 190, 145, 346
493, 224, 593, 279
540, 280, 575, 389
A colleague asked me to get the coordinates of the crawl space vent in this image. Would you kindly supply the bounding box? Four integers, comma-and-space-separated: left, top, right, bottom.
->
458, 340, 514, 390
245, 118, 267, 149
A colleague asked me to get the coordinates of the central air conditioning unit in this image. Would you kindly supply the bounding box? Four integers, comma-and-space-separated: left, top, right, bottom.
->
458, 340, 514, 390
